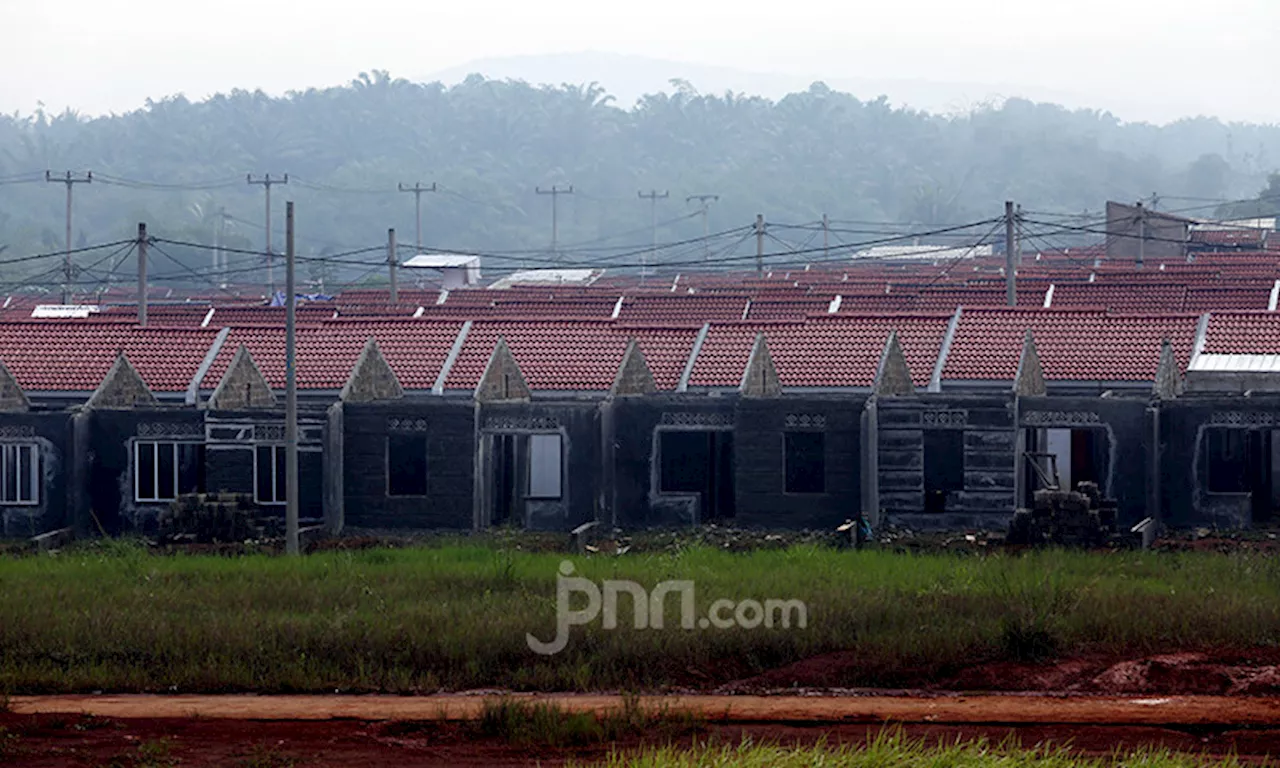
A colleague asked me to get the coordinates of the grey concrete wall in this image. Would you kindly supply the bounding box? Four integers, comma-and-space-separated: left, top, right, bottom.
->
0, 411, 73, 537
1158, 398, 1280, 529
342, 400, 475, 529
734, 396, 865, 529
86, 408, 206, 533
1017, 395, 1151, 527
877, 393, 1018, 530
608, 395, 737, 528
477, 400, 602, 531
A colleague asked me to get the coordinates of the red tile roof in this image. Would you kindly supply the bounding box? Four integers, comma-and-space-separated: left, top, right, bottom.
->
0, 324, 221, 392
443, 319, 700, 391
942, 309, 1198, 383
687, 314, 951, 389
200, 320, 465, 391
1202, 312, 1280, 354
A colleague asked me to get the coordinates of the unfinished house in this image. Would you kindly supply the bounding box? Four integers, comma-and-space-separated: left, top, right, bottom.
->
334, 332, 475, 531
934, 308, 1198, 528
439, 321, 612, 531
684, 315, 951, 529
1163, 312, 1280, 528
0, 361, 73, 537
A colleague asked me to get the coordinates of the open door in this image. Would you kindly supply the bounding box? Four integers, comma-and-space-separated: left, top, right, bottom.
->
659, 430, 736, 521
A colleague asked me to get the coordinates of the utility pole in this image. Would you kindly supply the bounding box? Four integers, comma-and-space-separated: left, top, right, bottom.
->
1015, 204, 1023, 266
638, 190, 669, 278
248, 173, 288, 295
137, 223, 147, 326
822, 213, 830, 260
1136, 201, 1147, 268
45, 171, 92, 304
1005, 201, 1017, 306
214, 207, 228, 288
398, 181, 437, 253
388, 228, 398, 304
536, 185, 573, 262
284, 201, 299, 556
755, 214, 766, 274
686, 194, 719, 261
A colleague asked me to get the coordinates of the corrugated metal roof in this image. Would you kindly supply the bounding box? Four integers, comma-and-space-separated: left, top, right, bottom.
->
1189, 354, 1280, 373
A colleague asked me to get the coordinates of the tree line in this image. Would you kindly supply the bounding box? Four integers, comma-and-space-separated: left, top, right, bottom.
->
1, 71, 1277, 290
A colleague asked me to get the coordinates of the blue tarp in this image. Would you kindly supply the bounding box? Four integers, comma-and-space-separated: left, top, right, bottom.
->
268, 291, 333, 307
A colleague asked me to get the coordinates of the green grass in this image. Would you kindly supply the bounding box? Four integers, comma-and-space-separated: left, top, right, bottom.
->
473, 695, 702, 747
1, 542, 1279, 692
580, 732, 1257, 767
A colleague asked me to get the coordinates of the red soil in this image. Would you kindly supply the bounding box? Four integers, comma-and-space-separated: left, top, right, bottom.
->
7, 692, 1280, 765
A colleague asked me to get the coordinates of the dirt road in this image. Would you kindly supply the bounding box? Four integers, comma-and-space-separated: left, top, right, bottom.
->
6, 694, 1280, 766
11, 692, 1280, 725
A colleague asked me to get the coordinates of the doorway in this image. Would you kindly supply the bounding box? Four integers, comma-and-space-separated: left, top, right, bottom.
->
487, 432, 564, 528
1025, 427, 1108, 501
658, 430, 735, 521
1207, 428, 1277, 525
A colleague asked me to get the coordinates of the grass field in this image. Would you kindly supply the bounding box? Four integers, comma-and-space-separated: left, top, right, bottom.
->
1, 540, 1279, 693
581, 735, 1255, 768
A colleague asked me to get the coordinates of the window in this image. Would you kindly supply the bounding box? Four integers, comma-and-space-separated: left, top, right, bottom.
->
923, 429, 965, 493
784, 432, 825, 494
135, 442, 203, 503
255, 444, 287, 505
387, 434, 428, 497
660, 431, 709, 493
527, 434, 562, 499
1207, 428, 1249, 493
1, 444, 38, 505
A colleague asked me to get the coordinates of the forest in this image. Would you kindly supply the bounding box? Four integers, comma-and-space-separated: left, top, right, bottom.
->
0, 71, 1278, 291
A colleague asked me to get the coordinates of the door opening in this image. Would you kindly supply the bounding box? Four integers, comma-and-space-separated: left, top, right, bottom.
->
659, 430, 735, 521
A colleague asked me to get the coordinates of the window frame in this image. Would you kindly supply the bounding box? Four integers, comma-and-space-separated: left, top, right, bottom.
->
0, 442, 39, 506
782, 430, 826, 495
525, 433, 563, 500
1206, 428, 1250, 494
386, 433, 429, 498
922, 428, 966, 495
254, 444, 287, 505
134, 440, 203, 504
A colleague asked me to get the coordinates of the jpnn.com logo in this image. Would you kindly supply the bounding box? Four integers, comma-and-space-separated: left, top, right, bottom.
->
527, 560, 808, 655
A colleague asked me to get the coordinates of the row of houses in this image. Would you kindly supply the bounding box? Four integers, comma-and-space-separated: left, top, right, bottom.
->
1, 315, 1277, 539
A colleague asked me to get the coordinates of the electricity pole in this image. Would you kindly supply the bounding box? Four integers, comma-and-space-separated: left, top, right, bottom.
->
1005, 201, 1017, 306
755, 214, 766, 273
398, 181, 437, 253
284, 201, 299, 556
686, 194, 719, 260
388, 228, 398, 304
822, 213, 830, 260
45, 171, 92, 304
1136, 201, 1147, 268
536, 185, 573, 262
248, 173, 288, 295
137, 223, 147, 326
638, 189, 669, 278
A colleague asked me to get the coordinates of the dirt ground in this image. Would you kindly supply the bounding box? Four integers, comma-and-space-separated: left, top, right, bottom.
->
7, 690, 1280, 766
9, 651, 1280, 766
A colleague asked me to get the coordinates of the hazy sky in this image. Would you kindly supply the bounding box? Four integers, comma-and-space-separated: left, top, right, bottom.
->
3, 0, 1276, 124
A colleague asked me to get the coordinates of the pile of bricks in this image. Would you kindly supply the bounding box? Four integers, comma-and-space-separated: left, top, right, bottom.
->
158, 493, 282, 543
1008, 482, 1118, 548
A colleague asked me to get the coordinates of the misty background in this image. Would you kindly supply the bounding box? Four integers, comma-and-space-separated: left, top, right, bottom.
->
0, 0, 1277, 289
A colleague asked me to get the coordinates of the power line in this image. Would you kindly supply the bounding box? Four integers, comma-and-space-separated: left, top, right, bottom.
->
535, 185, 574, 262
247, 173, 288, 293
398, 181, 438, 252
45, 170, 93, 303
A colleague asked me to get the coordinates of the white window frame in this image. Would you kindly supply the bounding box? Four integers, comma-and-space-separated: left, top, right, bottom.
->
0, 443, 39, 506
254, 444, 286, 505
134, 441, 202, 504
526, 433, 563, 499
